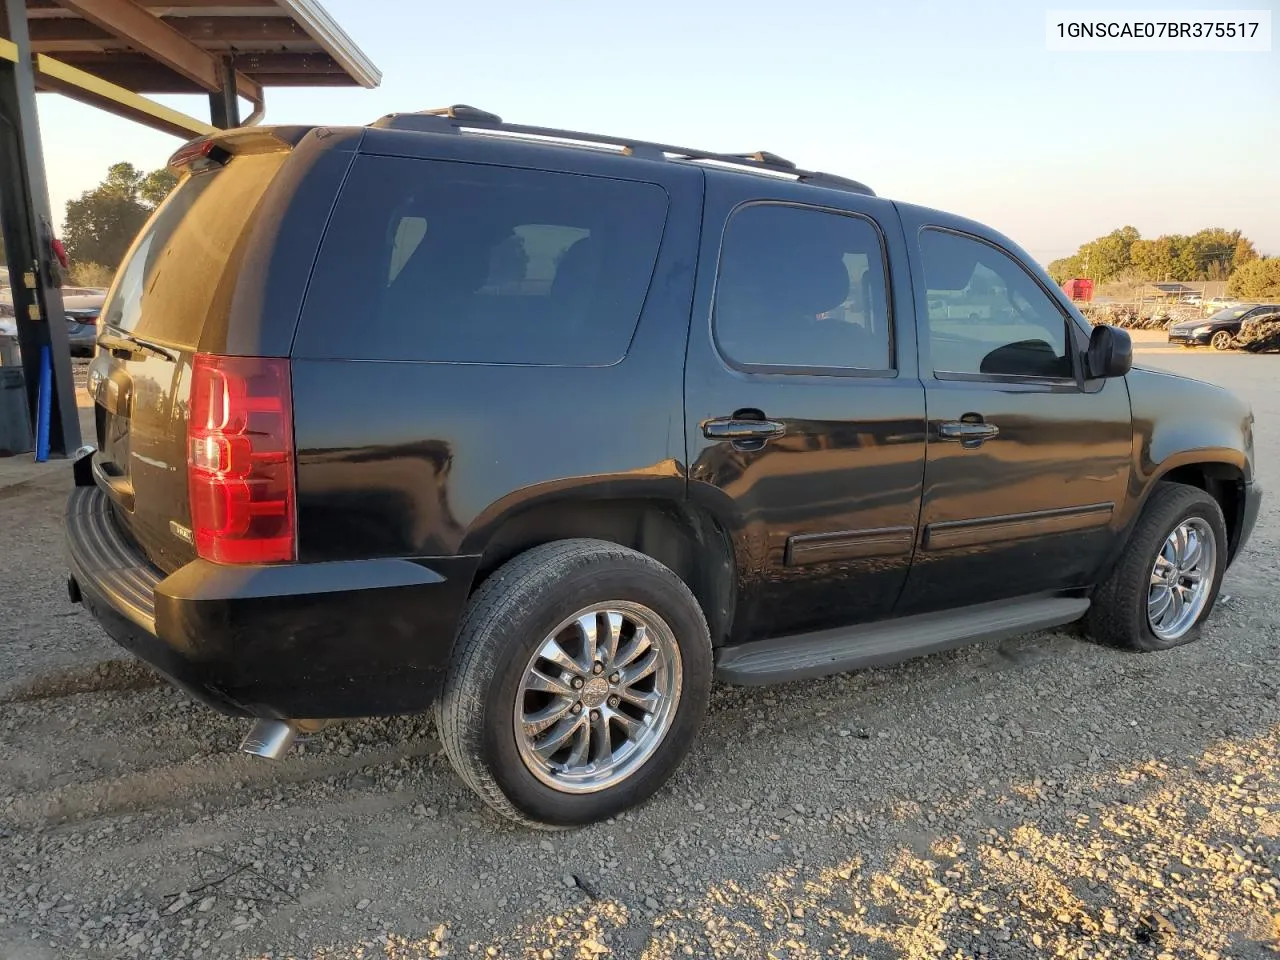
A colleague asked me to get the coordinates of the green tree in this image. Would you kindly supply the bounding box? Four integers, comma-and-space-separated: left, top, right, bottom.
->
1048, 227, 1138, 284
1233, 235, 1258, 269
1180, 228, 1241, 280
1046, 255, 1083, 284
139, 168, 178, 208
1088, 226, 1140, 282
63, 162, 176, 271
1051, 225, 1261, 284
1130, 236, 1176, 279
1227, 258, 1280, 300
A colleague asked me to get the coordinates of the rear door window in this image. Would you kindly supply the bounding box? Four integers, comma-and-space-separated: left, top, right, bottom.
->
294, 156, 670, 365
713, 203, 893, 373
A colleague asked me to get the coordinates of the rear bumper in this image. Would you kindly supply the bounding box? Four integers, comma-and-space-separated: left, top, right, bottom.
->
66, 482, 478, 719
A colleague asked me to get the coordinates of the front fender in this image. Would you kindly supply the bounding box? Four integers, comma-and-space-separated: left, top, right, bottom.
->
1102, 367, 1253, 573
1127, 365, 1253, 499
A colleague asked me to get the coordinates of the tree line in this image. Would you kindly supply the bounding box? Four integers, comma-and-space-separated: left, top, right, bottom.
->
1049, 226, 1280, 301
1046, 226, 1261, 285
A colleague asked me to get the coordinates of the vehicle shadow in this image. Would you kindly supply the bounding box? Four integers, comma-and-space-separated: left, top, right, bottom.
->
6, 599, 1275, 959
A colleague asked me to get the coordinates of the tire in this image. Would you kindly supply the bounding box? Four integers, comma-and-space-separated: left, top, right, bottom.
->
1210, 330, 1234, 351
1085, 483, 1227, 652
436, 539, 712, 828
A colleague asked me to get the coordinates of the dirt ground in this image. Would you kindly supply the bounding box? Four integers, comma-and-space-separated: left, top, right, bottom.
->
1, 336, 1277, 960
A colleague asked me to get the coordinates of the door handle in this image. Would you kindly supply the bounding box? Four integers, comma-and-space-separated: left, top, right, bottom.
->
702, 415, 786, 451
938, 419, 999, 448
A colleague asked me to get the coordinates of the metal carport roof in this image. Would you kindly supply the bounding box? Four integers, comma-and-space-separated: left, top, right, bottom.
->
1, 0, 379, 456
23, 0, 380, 93
5, 0, 379, 135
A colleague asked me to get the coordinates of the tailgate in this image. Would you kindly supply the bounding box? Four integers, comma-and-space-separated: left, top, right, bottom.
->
89, 147, 290, 574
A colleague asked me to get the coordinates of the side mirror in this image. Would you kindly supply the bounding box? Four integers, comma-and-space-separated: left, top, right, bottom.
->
1086, 324, 1133, 379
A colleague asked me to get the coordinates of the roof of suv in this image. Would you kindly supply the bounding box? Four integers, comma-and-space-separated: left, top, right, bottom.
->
367, 104, 876, 198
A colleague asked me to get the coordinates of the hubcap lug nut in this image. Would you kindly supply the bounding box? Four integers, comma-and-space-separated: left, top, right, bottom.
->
572, 677, 584, 689
571, 702, 582, 715
609, 672, 620, 684
590, 709, 600, 721
608, 695, 620, 708
592, 662, 604, 675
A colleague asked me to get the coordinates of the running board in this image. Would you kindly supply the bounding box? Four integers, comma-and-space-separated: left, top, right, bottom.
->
715, 594, 1090, 686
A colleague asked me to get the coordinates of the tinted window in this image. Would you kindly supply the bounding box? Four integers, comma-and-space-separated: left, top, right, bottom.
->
1244, 305, 1280, 318
713, 204, 892, 371
103, 151, 287, 348
295, 156, 668, 365
1211, 306, 1251, 321
920, 229, 1072, 379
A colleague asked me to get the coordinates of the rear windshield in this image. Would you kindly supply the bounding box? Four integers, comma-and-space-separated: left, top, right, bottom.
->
101, 151, 287, 348
293, 156, 669, 365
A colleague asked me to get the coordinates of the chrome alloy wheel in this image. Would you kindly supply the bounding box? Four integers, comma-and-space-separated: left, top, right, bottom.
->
1148, 517, 1217, 642
514, 602, 682, 794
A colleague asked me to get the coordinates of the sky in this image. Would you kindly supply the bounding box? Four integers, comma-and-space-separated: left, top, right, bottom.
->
31, 0, 1280, 266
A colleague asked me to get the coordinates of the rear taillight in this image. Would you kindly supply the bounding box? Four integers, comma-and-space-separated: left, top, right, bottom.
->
187, 354, 296, 564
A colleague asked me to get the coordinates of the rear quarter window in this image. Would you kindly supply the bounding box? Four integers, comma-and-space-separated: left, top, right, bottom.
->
294, 156, 670, 365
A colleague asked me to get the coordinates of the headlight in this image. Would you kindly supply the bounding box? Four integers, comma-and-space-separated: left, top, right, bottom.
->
1192, 326, 1211, 335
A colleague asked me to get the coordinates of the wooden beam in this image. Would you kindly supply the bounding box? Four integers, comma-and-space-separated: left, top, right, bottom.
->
41, 51, 202, 91
171, 15, 307, 43
229, 50, 341, 72
28, 0, 278, 8
50, 0, 260, 104
55, 47, 340, 82
239, 71, 350, 86
35, 50, 216, 138
29, 15, 308, 45
52, 0, 218, 87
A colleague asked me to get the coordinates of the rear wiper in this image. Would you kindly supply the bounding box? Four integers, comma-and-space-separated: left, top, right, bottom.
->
98, 330, 179, 362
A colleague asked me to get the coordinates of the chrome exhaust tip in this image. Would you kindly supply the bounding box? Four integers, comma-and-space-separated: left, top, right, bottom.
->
240, 719, 299, 760
239, 718, 329, 759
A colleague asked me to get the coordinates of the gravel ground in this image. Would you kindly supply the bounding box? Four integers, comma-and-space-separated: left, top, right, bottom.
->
1, 339, 1277, 960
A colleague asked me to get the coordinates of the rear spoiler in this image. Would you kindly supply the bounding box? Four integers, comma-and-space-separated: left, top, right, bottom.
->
168, 125, 316, 175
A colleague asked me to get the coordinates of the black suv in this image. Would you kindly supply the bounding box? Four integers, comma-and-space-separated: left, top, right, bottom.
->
66, 107, 1262, 828
1167, 302, 1280, 349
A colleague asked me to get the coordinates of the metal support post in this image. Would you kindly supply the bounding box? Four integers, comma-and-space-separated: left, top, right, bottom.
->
0, 0, 80, 457
208, 55, 240, 129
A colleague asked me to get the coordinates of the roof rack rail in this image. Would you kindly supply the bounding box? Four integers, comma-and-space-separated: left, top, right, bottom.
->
369, 105, 875, 197
416, 104, 504, 124
728, 151, 797, 169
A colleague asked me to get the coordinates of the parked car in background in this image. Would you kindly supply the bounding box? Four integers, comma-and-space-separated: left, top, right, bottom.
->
66, 108, 1262, 828
1168, 303, 1280, 350
0, 303, 15, 351
1180, 294, 1202, 306
1202, 296, 1239, 315
0, 292, 103, 357
63, 293, 104, 357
